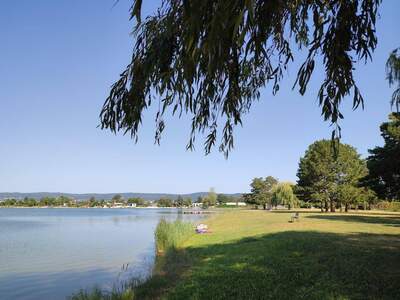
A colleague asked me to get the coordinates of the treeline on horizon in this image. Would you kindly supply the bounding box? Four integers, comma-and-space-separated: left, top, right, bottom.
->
2, 113, 399, 212
0, 192, 243, 208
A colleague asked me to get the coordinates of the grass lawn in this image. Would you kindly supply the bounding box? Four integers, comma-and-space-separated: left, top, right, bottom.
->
136, 210, 400, 300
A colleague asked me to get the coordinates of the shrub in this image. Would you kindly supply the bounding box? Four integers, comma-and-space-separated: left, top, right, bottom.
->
391, 202, 400, 211
298, 200, 313, 209
154, 219, 193, 253
376, 201, 400, 211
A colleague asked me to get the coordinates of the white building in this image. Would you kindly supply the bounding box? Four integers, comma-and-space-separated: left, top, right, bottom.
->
226, 202, 247, 206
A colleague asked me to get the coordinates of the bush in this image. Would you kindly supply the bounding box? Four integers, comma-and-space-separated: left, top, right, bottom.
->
155, 219, 193, 253
376, 201, 400, 211
298, 200, 313, 209
391, 202, 400, 211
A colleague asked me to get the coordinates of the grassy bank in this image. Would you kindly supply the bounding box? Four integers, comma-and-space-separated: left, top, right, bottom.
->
155, 219, 194, 253
72, 210, 400, 299
139, 210, 400, 299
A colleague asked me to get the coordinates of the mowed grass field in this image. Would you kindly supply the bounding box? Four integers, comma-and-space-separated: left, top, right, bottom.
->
137, 210, 400, 300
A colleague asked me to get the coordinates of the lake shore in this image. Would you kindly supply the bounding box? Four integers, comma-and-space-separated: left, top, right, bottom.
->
79, 209, 400, 299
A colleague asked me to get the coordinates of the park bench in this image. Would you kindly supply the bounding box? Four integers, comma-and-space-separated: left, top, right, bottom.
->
290, 212, 300, 223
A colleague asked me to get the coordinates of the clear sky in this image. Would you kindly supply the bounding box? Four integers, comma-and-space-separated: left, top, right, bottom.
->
0, 0, 399, 194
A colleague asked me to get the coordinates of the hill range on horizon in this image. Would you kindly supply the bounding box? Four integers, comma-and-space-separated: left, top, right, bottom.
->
0, 192, 243, 201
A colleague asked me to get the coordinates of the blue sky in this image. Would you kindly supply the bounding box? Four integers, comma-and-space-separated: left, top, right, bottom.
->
0, 0, 399, 194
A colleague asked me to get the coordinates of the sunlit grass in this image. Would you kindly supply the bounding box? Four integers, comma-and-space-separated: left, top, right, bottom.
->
156, 210, 400, 299
70, 210, 400, 299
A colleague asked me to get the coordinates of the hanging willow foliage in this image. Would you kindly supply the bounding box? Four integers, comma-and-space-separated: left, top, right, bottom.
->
386, 48, 400, 111
100, 0, 380, 156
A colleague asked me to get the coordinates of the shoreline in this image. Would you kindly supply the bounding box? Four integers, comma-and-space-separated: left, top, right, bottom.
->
72, 209, 400, 299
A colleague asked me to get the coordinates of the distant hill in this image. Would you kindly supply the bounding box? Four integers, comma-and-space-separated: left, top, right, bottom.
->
0, 192, 243, 202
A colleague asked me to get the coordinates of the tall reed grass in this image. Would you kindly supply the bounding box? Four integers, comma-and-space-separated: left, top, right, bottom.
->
69, 219, 194, 300
155, 219, 194, 253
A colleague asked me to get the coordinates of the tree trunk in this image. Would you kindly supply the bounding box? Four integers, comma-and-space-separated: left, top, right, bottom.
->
345, 203, 349, 212
330, 200, 335, 212
325, 200, 329, 212
263, 203, 266, 210
320, 201, 324, 212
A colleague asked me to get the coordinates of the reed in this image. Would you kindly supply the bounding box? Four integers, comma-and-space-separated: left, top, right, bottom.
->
154, 219, 194, 253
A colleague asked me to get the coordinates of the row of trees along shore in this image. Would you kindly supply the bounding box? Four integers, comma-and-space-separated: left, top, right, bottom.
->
0, 192, 242, 208
244, 113, 400, 212
2, 113, 398, 211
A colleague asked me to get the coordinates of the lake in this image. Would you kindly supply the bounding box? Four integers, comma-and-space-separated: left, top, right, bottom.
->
0, 208, 203, 300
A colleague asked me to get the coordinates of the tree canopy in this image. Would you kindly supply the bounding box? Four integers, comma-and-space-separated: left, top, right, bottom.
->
363, 113, 400, 200
296, 140, 368, 212
157, 197, 174, 207
271, 182, 298, 209
202, 188, 217, 208
245, 176, 278, 209
100, 0, 380, 156
386, 48, 400, 111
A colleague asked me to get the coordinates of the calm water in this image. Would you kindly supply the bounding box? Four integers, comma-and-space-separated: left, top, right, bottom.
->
0, 208, 202, 300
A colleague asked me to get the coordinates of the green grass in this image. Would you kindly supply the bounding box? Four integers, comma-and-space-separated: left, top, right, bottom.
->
141, 210, 400, 299
69, 286, 134, 300
70, 210, 400, 299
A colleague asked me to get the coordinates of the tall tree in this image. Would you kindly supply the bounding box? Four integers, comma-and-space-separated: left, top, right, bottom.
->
217, 194, 230, 204
112, 194, 123, 203
175, 195, 184, 207
202, 188, 217, 208
157, 197, 174, 207
363, 113, 400, 200
183, 197, 192, 207
272, 182, 298, 210
100, 0, 380, 156
297, 140, 367, 212
337, 184, 361, 212
246, 176, 278, 209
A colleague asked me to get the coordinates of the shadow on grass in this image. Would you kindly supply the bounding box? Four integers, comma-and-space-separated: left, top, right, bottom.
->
306, 214, 400, 227
138, 231, 400, 300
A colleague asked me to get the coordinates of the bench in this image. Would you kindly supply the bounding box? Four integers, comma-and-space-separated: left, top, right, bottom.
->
290, 212, 300, 222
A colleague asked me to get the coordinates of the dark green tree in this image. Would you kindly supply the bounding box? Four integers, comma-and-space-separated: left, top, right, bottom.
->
88, 196, 97, 207
100, 0, 380, 156
359, 187, 378, 210
157, 197, 174, 207
217, 194, 230, 205
363, 113, 400, 200
127, 197, 146, 206
297, 140, 367, 212
246, 176, 278, 209
183, 197, 192, 207
112, 194, 123, 203
337, 184, 361, 212
175, 195, 184, 207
